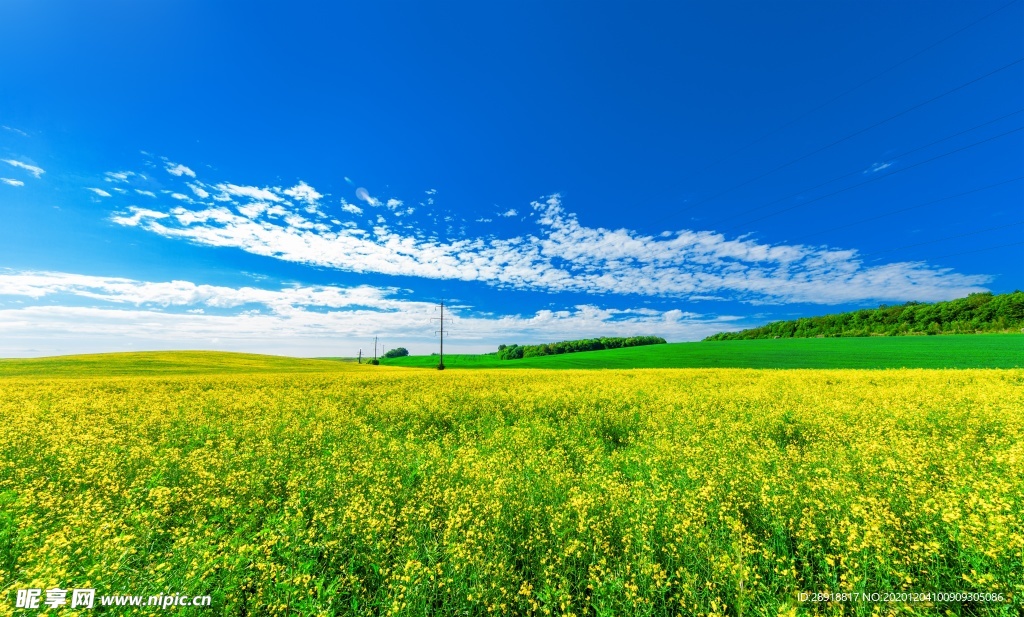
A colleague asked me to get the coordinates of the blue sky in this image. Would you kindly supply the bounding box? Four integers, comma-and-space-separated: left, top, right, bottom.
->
1, 1, 1022, 357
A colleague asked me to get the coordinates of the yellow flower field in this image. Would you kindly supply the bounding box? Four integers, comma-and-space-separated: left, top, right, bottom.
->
0, 368, 1021, 616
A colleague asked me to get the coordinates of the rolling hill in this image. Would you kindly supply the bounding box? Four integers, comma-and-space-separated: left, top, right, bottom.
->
0, 351, 361, 378
382, 334, 1022, 370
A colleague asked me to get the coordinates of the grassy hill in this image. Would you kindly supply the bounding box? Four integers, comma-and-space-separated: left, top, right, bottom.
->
383, 334, 1023, 369
0, 351, 362, 378
706, 291, 1024, 340
2, 335, 1020, 378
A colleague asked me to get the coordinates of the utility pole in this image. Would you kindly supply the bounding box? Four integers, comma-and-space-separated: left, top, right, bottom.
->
431, 300, 452, 370
357, 349, 362, 364
373, 336, 378, 362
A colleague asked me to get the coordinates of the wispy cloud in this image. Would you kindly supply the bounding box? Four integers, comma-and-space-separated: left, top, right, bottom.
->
93, 159, 991, 305
355, 187, 378, 206
87, 187, 112, 197
283, 181, 323, 209
499, 208, 517, 217
864, 161, 892, 174
1, 178, 25, 187
0, 270, 739, 356
213, 183, 281, 202
2, 125, 29, 137
112, 186, 990, 305
2, 159, 44, 179
187, 183, 209, 199
113, 207, 169, 226
105, 171, 137, 183
135, 189, 157, 197
165, 162, 196, 178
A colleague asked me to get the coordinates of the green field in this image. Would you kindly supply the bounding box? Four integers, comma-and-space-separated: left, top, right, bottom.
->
382, 333, 1023, 370
1, 335, 1018, 381
0, 351, 355, 378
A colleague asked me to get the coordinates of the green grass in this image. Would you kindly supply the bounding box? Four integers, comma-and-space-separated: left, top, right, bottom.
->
382, 333, 1023, 369
0, 351, 361, 378
1, 334, 1019, 378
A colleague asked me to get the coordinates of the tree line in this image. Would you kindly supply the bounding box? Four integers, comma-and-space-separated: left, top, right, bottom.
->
704, 292, 1024, 340
497, 336, 667, 360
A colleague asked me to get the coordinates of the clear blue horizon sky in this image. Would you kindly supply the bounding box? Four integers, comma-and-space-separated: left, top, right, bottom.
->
1, 1, 1022, 357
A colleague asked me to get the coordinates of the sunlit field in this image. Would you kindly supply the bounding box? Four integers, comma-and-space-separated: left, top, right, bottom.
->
1, 361, 1021, 616
379, 334, 1024, 370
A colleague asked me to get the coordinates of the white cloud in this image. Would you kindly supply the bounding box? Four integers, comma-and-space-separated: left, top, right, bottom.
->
135, 189, 157, 197
426, 188, 437, 195
187, 183, 210, 199
87, 187, 112, 197
1, 178, 24, 187
111, 191, 989, 304
171, 193, 191, 201
355, 187, 378, 206
236, 203, 268, 219
97, 160, 992, 306
499, 208, 517, 217
2, 125, 29, 137
283, 181, 323, 207
2, 159, 44, 179
105, 169, 136, 182
165, 162, 196, 178
0, 270, 738, 357
213, 183, 281, 202
864, 161, 892, 174
110, 207, 169, 226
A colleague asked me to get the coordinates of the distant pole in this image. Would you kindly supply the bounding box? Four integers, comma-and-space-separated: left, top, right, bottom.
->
431, 300, 451, 370
373, 336, 378, 362
358, 349, 362, 364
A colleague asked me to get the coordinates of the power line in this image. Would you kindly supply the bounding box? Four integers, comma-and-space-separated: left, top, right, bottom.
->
578, 59, 1024, 260
678, 56, 1023, 221
720, 125, 1023, 233
927, 240, 1024, 261
702, 109, 1023, 231
681, 0, 1022, 181
784, 176, 1024, 244
858, 220, 1024, 259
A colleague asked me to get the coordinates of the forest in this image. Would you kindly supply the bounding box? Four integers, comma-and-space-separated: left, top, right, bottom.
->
705, 291, 1024, 340
497, 335, 666, 359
